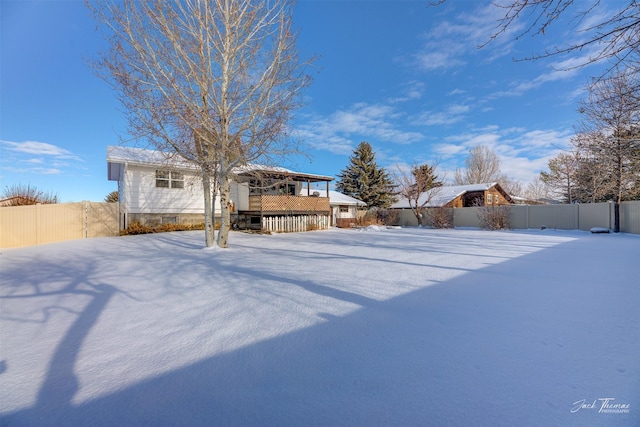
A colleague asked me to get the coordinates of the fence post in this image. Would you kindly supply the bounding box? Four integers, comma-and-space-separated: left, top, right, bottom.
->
36, 203, 42, 245
84, 201, 89, 238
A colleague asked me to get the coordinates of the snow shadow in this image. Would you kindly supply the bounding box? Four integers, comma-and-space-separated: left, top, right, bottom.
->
1, 232, 638, 427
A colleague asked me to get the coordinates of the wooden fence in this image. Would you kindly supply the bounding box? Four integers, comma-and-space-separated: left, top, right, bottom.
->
262, 214, 330, 233
0, 202, 119, 249
394, 201, 640, 234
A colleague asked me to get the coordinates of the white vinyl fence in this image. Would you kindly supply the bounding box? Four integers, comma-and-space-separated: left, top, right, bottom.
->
394, 201, 640, 234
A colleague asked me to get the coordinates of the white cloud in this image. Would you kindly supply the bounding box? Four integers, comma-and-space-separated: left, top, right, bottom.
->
409, 3, 524, 72
389, 81, 426, 103
435, 126, 572, 185
1, 140, 81, 161
297, 102, 424, 155
0, 140, 82, 177
413, 104, 471, 127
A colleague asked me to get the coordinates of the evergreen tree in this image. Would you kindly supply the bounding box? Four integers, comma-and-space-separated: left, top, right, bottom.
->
336, 141, 395, 208
412, 164, 443, 193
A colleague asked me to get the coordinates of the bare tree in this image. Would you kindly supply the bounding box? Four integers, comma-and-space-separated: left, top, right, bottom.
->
454, 145, 503, 185
540, 151, 579, 203
395, 163, 442, 226
573, 68, 640, 230
480, 1, 640, 81
499, 176, 523, 198
571, 132, 614, 202
89, 0, 312, 248
454, 145, 522, 196
1, 183, 58, 206
523, 175, 550, 202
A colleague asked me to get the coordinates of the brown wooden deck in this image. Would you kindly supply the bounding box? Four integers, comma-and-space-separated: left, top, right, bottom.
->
245, 195, 330, 214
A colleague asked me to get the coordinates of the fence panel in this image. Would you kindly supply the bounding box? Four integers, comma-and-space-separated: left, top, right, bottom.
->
576, 203, 610, 231
621, 201, 640, 234
453, 207, 481, 228
0, 205, 38, 248
394, 209, 420, 227
39, 203, 85, 244
526, 205, 578, 230
0, 202, 119, 249
87, 202, 119, 238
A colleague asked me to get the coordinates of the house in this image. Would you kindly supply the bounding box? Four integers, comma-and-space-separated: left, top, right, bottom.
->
298, 188, 366, 227
391, 182, 513, 209
324, 190, 366, 227
107, 146, 335, 232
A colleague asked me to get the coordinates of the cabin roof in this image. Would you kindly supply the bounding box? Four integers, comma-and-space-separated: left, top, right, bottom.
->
391, 182, 508, 208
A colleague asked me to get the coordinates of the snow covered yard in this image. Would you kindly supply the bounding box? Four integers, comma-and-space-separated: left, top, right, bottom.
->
0, 227, 638, 427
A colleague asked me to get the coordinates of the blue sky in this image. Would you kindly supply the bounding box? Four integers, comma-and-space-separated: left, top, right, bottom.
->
1, 0, 610, 202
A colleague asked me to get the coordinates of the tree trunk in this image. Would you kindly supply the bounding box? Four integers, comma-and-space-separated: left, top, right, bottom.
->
202, 171, 215, 247
217, 175, 231, 248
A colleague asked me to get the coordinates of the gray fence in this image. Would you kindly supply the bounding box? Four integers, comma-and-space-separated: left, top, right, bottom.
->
394, 201, 640, 234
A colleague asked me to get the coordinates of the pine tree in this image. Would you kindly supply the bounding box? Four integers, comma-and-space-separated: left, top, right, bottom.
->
336, 142, 395, 208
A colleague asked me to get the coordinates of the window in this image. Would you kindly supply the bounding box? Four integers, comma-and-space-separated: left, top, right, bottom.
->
487, 193, 493, 204
156, 170, 184, 189
495, 195, 500, 204
339, 205, 349, 213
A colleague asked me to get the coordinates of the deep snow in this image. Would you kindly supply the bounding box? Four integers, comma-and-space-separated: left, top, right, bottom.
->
0, 227, 638, 426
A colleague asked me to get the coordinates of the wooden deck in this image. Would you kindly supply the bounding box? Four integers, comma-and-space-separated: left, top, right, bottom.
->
246, 195, 330, 214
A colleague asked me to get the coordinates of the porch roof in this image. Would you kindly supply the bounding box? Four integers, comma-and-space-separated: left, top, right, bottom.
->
234, 164, 334, 183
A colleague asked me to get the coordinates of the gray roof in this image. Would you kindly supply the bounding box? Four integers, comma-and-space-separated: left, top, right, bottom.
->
391, 183, 498, 208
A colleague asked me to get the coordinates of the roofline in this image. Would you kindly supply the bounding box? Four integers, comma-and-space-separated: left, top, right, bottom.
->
107, 146, 333, 182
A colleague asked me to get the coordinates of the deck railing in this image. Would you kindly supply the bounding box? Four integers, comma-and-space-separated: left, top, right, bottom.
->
248, 195, 330, 213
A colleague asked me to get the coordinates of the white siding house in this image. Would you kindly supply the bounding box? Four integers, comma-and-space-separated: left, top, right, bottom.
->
328, 191, 366, 227
107, 146, 336, 232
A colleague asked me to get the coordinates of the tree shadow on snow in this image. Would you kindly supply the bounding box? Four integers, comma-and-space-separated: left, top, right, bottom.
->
2, 234, 638, 427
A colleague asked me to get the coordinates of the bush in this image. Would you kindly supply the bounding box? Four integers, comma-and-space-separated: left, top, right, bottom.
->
476, 205, 511, 230
121, 221, 205, 235
358, 208, 398, 227
427, 207, 453, 229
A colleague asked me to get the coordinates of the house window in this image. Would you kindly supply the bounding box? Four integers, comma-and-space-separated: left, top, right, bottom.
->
339, 205, 349, 213
249, 179, 261, 195
156, 170, 184, 189
495, 195, 500, 204
487, 193, 493, 204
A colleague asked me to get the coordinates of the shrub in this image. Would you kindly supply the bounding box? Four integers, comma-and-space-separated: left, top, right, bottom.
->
427, 207, 454, 229
357, 208, 398, 227
476, 204, 511, 230
121, 221, 205, 235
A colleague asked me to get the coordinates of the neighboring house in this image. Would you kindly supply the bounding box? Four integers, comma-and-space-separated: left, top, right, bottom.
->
319, 190, 366, 227
107, 146, 334, 231
391, 182, 513, 209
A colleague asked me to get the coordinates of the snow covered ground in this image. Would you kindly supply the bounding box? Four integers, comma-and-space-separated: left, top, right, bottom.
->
0, 227, 638, 426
